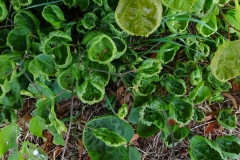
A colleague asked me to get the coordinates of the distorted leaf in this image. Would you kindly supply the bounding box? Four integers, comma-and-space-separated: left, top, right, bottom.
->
117, 103, 128, 119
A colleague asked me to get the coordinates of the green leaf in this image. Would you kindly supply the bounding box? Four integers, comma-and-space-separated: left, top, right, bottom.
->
48, 125, 65, 146
217, 109, 237, 130
0, 124, 20, 156
128, 106, 142, 124
83, 116, 134, 160
112, 37, 127, 59
166, 9, 190, 34
169, 98, 194, 125
29, 116, 46, 137
80, 12, 98, 30
31, 54, 57, 76
115, 0, 163, 37
41, 31, 72, 68
14, 10, 40, 36
157, 42, 180, 64
210, 40, 240, 82
94, 0, 102, 6
63, 0, 90, 10
196, 15, 217, 37
28, 82, 54, 99
190, 68, 202, 85
136, 122, 159, 138
118, 103, 128, 119
189, 136, 224, 160
132, 74, 159, 96
93, 128, 127, 147
162, 126, 190, 147
161, 74, 186, 96
193, 108, 205, 122
0, 29, 9, 48
76, 80, 105, 105
0, 55, 15, 83
235, 0, 240, 37
42, 5, 65, 28
20, 141, 47, 160
162, 0, 196, 12
216, 136, 240, 159
49, 105, 67, 134
129, 146, 141, 160
7, 27, 31, 52
0, 1, 8, 22
194, 0, 219, 18
87, 34, 117, 64
138, 58, 162, 77
58, 63, 82, 90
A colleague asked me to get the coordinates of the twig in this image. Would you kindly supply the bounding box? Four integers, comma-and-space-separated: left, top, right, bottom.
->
61, 83, 75, 160
161, 111, 175, 160
218, 6, 240, 33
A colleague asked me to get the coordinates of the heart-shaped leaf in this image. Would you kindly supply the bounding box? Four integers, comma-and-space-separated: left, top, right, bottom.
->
210, 40, 240, 82
115, 0, 163, 37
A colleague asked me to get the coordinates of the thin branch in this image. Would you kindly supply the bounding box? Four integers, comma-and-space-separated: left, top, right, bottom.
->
61, 83, 75, 160
219, 6, 240, 33
161, 111, 175, 160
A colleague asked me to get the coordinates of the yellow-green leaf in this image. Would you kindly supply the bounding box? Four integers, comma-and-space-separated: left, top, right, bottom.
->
115, 0, 162, 37
210, 40, 240, 82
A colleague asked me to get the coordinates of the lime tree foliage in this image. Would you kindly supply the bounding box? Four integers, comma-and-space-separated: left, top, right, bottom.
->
0, 0, 240, 159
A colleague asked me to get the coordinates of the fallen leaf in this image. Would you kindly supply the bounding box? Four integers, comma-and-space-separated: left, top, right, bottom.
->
78, 140, 84, 158
116, 86, 125, 101
130, 134, 139, 143
230, 79, 240, 91
42, 130, 53, 151
204, 113, 216, 122
205, 121, 217, 134
53, 146, 63, 159
168, 119, 176, 126
222, 93, 238, 109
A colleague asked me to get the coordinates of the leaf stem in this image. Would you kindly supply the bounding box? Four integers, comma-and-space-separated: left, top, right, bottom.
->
61, 81, 75, 159
218, 6, 240, 33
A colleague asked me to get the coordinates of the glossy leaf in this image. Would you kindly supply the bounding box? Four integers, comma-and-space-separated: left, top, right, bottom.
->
115, 0, 163, 37
0, 124, 20, 156
162, 0, 196, 12
169, 98, 194, 125
0, 1, 8, 22
210, 40, 240, 82
217, 109, 237, 130
189, 136, 224, 160
7, 27, 31, 52
216, 136, 240, 159
29, 116, 46, 137
161, 74, 186, 96
14, 10, 40, 36
93, 128, 127, 147
42, 5, 65, 28
83, 116, 134, 160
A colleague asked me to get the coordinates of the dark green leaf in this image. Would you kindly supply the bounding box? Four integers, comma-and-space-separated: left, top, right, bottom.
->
42, 5, 65, 28
217, 109, 237, 130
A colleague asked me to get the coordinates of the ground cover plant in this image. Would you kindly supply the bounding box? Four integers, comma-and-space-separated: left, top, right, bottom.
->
0, 0, 240, 159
